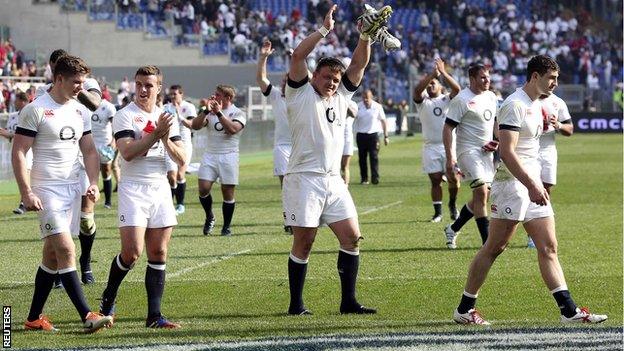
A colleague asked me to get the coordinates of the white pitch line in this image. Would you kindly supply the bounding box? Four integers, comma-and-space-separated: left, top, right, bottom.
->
360, 201, 403, 215
167, 249, 252, 279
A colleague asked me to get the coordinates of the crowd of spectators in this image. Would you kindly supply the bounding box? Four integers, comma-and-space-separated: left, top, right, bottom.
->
4, 0, 623, 112
82, 0, 622, 105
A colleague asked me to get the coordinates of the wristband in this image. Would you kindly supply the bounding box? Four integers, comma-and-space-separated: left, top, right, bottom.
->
360, 32, 371, 41
318, 26, 330, 37
216, 111, 224, 118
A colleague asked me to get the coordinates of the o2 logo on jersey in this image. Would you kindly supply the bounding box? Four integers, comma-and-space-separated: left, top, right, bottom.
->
433, 107, 443, 117
325, 107, 336, 123
214, 122, 224, 131
59, 126, 76, 141
483, 109, 493, 121
91, 114, 100, 122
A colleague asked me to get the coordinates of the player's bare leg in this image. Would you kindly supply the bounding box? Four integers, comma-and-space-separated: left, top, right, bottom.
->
330, 217, 376, 314
341, 155, 352, 185
288, 226, 317, 315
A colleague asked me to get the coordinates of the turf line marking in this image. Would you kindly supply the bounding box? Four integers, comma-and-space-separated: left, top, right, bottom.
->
360, 201, 403, 215
167, 249, 252, 280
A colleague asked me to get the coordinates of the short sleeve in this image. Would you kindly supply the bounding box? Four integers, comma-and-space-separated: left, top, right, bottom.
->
377, 103, 386, 120
17, 104, 41, 133
446, 95, 466, 124
184, 103, 197, 119
558, 100, 571, 123
106, 103, 117, 120
83, 78, 101, 95
112, 110, 133, 136
232, 108, 246, 127
498, 101, 524, 131
169, 115, 181, 139
285, 75, 309, 101
269, 85, 282, 102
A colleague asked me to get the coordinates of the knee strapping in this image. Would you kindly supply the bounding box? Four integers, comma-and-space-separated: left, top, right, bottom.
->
342, 236, 363, 251
80, 212, 96, 235
469, 178, 487, 189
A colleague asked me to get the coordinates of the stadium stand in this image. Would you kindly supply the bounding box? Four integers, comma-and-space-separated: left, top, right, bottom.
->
1, 0, 622, 112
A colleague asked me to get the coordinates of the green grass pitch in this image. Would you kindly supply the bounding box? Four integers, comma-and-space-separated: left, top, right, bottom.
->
0, 133, 621, 349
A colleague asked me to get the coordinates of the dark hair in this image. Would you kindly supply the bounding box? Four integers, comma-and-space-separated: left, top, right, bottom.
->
315, 57, 346, 74
526, 55, 559, 82
15, 91, 29, 102
135, 65, 162, 84
468, 63, 488, 78
49, 49, 68, 65
53, 55, 90, 80
170, 84, 184, 94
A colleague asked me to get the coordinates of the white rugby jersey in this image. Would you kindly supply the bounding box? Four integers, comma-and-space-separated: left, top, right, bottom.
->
36, 78, 101, 99
203, 104, 246, 154
6, 111, 19, 136
164, 100, 196, 144
344, 100, 357, 140
446, 88, 498, 155
16, 93, 91, 185
539, 93, 571, 149
90, 100, 116, 146
353, 100, 385, 134
495, 87, 543, 181
285, 76, 357, 175
263, 84, 291, 146
416, 93, 451, 145
113, 102, 181, 183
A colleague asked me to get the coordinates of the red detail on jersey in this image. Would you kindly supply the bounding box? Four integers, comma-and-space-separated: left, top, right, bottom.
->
490, 204, 498, 213
542, 107, 550, 130
44, 109, 54, 117
134, 116, 144, 123
143, 120, 155, 133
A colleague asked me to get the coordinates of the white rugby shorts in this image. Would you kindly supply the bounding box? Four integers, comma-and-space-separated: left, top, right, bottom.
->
490, 177, 554, 222
343, 135, 354, 156
198, 152, 239, 185
422, 143, 446, 174
458, 149, 495, 184
538, 147, 558, 185
165, 140, 193, 172
282, 172, 357, 227
32, 183, 82, 238
273, 144, 291, 176
117, 180, 178, 228
79, 168, 90, 194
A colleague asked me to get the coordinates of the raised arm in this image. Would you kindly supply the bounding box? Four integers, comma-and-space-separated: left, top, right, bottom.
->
256, 40, 274, 93
345, 35, 372, 86
435, 58, 461, 99
289, 5, 336, 82
413, 68, 440, 104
